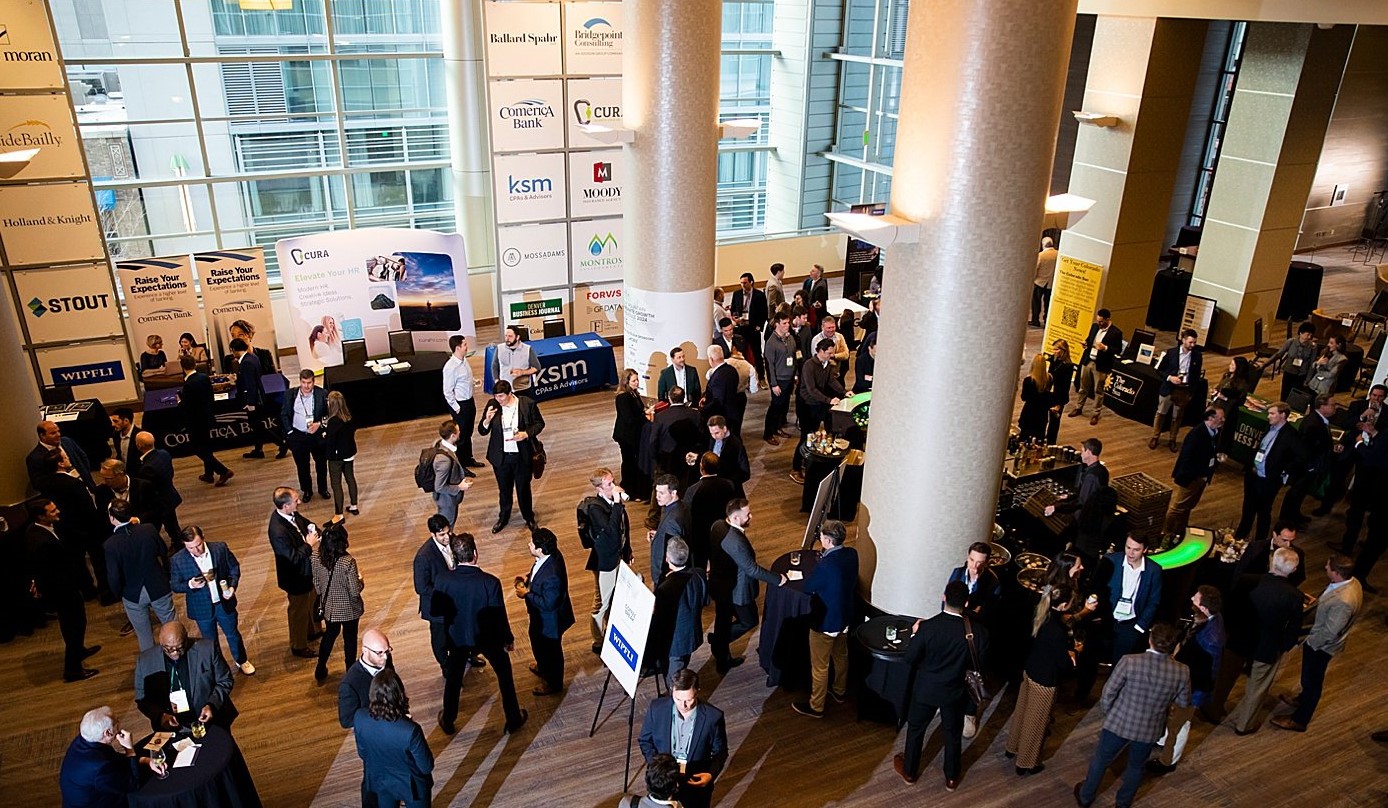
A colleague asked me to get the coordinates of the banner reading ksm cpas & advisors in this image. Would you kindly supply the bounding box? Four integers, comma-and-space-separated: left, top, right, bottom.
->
115, 254, 207, 371
276, 228, 474, 371
195, 248, 277, 373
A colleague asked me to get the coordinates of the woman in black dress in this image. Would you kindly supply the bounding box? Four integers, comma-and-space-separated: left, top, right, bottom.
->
325, 390, 360, 519
1018, 353, 1051, 442
612, 368, 650, 502
1046, 338, 1075, 445
1006, 583, 1076, 775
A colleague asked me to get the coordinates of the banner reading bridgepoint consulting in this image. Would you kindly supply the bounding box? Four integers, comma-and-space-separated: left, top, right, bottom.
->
276, 228, 474, 370
115, 255, 208, 373
195, 248, 276, 373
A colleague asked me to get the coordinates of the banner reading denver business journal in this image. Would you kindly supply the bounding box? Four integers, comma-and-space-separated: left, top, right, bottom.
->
1044, 255, 1105, 365
115, 255, 208, 374
194, 248, 276, 371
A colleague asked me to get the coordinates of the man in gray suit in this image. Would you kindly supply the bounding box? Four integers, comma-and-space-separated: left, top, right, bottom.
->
431, 420, 473, 529
133, 621, 236, 731
1074, 622, 1190, 808
708, 499, 784, 672
1271, 553, 1363, 732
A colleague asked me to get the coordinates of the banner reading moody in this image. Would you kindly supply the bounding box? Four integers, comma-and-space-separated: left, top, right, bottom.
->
116, 255, 207, 374
195, 248, 277, 373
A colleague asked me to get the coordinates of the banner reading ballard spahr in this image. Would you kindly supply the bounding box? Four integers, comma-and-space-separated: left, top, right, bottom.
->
195, 248, 277, 374
115, 255, 207, 378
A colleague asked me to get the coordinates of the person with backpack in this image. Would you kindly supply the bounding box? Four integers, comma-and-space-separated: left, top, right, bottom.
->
418, 420, 473, 530
580, 468, 632, 654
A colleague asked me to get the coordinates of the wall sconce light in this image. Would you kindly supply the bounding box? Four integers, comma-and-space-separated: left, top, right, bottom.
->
1073, 111, 1120, 127
824, 211, 920, 247
0, 148, 40, 180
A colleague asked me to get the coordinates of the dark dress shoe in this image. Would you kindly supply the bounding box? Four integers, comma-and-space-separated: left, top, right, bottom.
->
465, 459, 485, 469
318, 490, 330, 500
1371, 730, 1388, 743
1148, 437, 1160, 450
468, 655, 487, 669
1270, 716, 1306, 732
591, 643, 602, 655
1145, 760, 1177, 775
215, 471, 235, 487
291, 647, 317, 659
437, 710, 456, 736
314, 668, 328, 685
64, 668, 99, 683
892, 753, 918, 784
527, 663, 541, 676
119, 621, 135, 637
197, 474, 214, 484
1169, 439, 1178, 452
276, 446, 289, 459
82, 645, 101, 659
945, 777, 959, 792
504, 709, 529, 734
714, 657, 744, 674
303, 492, 314, 502
1233, 726, 1257, 736
1003, 751, 1016, 759
532, 685, 560, 696
243, 450, 266, 459
463, 468, 477, 478
492, 520, 508, 534
1073, 782, 1093, 807
347, 506, 360, 515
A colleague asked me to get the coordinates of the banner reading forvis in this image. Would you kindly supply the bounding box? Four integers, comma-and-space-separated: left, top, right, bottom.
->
276, 228, 473, 370
115, 255, 207, 369
194, 248, 276, 373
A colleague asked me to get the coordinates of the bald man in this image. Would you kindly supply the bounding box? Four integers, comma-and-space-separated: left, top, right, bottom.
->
27, 420, 93, 490
339, 628, 394, 729
133, 622, 236, 731
134, 432, 183, 541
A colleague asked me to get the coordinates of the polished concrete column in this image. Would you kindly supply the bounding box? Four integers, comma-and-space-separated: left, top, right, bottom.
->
623, 0, 722, 392
0, 290, 42, 506
441, 0, 497, 287
859, 0, 1077, 618
1058, 17, 1207, 328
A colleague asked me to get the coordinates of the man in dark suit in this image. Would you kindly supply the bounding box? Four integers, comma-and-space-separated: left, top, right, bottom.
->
515, 528, 574, 696
1149, 329, 1204, 451
712, 318, 739, 366
413, 514, 459, 676
1281, 394, 1336, 525
25, 499, 99, 682
169, 525, 252, 675
432, 532, 527, 734
338, 628, 392, 729
134, 621, 236, 731
801, 263, 829, 326
1074, 623, 1190, 808
894, 581, 988, 791
708, 499, 783, 674
1164, 406, 1225, 535
134, 433, 182, 542
650, 389, 703, 489
638, 668, 728, 808
33, 449, 108, 602
647, 475, 688, 585
27, 420, 94, 491
650, 537, 706, 687
1319, 384, 1387, 516
477, 379, 545, 534
700, 345, 744, 437
1100, 536, 1164, 663
1233, 521, 1306, 587
656, 347, 701, 404
791, 339, 846, 484
1225, 548, 1304, 735
946, 542, 1002, 624
107, 407, 146, 474
176, 355, 233, 487
1336, 413, 1388, 554
580, 470, 630, 654
794, 520, 858, 719
1069, 308, 1124, 425
731, 271, 768, 367
281, 369, 329, 500
59, 706, 164, 805
103, 500, 174, 653
693, 415, 749, 495
682, 454, 737, 573
1235, 401, 1297, 542
267, 486, 322, 658
232, 337, 281, 459
95, 459, 161, 528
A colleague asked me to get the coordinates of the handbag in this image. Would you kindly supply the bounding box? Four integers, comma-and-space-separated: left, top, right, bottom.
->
961, 616, 990, 708
530, 436, 548, 480
315, 560, 335, 623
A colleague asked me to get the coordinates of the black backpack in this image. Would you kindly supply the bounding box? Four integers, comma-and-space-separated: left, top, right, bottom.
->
415, 447, 444, 493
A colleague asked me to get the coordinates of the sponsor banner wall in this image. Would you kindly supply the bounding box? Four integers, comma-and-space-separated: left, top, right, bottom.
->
567, 148, 623, 218
194, 247, 277, 370
624, 285, 712, 397
493, 151, 568, 224
0, 0, 66, 90
12, 263, 123, 344
0, 93, 85, 180
115, 254, 207, 371
501, 287, 572, 332
575, 280, 623, 338
0, 182, 106, 265
34, 338, 138, 402
276, 228, 474, 370
489, 78, 566, 152
566, 76, 623, 148
484, 1, 563, 78
1044, 254, 1105, 365
498, 221, 569, 291
563, 2, 623, 76
570, 216, 623, 284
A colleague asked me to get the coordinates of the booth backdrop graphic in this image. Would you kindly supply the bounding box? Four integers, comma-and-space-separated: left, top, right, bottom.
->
13, 263, 124, 344
563, 2, 624, 76
567, 148, 624, 218
493, 151, 569, 225
569, 216, 624, 284
566, 76, 623, 148
498, 221, 570, 291
115, 254, 208, 371
1045, 254, 1105, 365
195, 247, 277, 371
625, 286, 712, 398
0, 0, 66, 90
576, 281, 623, 338
484, 1, 564, 77
489, 78, 567, 153
35, 338, 138, 403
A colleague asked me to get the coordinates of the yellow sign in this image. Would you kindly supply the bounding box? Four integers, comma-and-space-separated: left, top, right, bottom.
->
1044, 254, 1105, 364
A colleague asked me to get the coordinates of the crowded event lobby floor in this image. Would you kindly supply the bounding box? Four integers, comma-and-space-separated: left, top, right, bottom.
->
6, 248, 1387, 807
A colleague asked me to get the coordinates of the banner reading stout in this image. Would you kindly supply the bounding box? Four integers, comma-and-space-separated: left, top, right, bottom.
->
1044, 254, 1105, 365
115, 255, 208, 375
194, 248, 277, 373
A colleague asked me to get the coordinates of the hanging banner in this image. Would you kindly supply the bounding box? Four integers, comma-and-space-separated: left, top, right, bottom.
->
1044, 254, 1106, 365
0, 0, 65, 91
625, 285, 712, 397
484, 1, 564, 78
570, 216, 624, 284
563, 2, 624, 77
12, 264, 124, 344
276, 228, 474, 370
0, 182, 106, 266
576, 281, 623, 339
194, 247, 277, 372
0, 93, 85, 180
498, 221, 570, 291
115, 254, 207, 377
34, 338, 138, 403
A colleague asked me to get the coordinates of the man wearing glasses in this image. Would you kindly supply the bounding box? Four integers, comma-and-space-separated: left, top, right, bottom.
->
133, 621, 236, 732
338, 628, 393, 729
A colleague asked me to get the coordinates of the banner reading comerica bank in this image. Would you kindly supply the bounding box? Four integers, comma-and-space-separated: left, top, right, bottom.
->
195, 248, 276, 371
276, 228, 474, 370
115, 255, 207, 373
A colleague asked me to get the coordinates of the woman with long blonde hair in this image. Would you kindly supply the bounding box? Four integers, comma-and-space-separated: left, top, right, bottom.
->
1046, 338, 1074, 444
1018, 353, 1052, 442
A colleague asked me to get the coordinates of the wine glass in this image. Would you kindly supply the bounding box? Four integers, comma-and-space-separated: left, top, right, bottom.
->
191, 720, 207, 740
790, 552, 801, 567
150, 748, 168, 779
885, 624, 897, 643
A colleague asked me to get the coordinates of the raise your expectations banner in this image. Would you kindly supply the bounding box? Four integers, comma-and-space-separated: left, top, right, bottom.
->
115, 254, 208, 371
195, 248, 277, 373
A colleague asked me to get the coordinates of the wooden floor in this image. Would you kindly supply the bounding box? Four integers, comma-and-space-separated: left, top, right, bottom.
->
5, 245, 1387, 806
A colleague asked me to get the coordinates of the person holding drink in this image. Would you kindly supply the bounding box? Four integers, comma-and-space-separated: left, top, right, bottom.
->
1149, 329, 1203, 452
133, 621, 237, 732
60, 706, 168, 803
170, 525, 255, 675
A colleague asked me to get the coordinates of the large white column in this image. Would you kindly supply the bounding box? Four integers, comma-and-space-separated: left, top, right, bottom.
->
0, 290, 43, 506
441, 0, 497, 305
859, 0, 1077, 618
622, 0, 722, 392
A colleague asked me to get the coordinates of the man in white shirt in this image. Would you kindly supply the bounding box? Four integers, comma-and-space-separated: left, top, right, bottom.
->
478, 380, 545, 533
442, 334, 484, 475
493, 325, 540, 397
1030, 236, 1057, 327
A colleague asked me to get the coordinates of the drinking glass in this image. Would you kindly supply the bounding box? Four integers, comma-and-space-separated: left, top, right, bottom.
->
150, 748, 168, 778
191, 721, 206, 740
790, 552, 801, 566
885, 625, 897, 643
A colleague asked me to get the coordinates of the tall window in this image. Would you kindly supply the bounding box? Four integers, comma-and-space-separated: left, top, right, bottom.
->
718, 1, 774, 235
54, 0, 450, 280
1189, 22, 1247, 229
826, 0, 907, 210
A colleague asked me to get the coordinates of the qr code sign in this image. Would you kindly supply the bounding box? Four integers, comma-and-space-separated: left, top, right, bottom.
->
1061, 307, 1080, 328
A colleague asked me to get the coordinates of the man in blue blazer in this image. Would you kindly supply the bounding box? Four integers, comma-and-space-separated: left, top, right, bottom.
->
103, 500, 174, 653
59, 706, 164, 806
1102, 535, 1164, 664
794, 519, 858, 719
1149, 329, 1204, 451
515, 528, 575, 696
134, 432, 182, 541
413, 514, 456, 676
176, 355, 233, 486
281, 369, 330, 500
638, 668, 728, 808
353, 670, 433, 808
169, 525, 252, 675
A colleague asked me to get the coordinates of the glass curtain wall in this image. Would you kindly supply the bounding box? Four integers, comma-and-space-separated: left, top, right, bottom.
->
718, 0, 774, 235
826, 0, 906, 210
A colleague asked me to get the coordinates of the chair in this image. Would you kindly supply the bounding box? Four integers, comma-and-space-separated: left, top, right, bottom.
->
1350, 313, 1386, 346
542, 318, 567, 339
1252, 317, 1278, 374
1286, 387, 1313, 416
387, 330, 415, 357
40, 385, 75, 406
343, 339, 367, 365
1352, 330, 1387, 397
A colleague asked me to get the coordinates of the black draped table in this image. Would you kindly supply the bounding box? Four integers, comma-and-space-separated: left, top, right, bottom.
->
143, 375, 287, 458
132, 725, 262, 808
852, 614, 916, 726
758, 550, 819, 688
1102, 360, 1208, 428
323, 352, 451, 427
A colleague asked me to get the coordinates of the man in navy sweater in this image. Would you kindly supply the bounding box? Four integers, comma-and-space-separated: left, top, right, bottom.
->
793, 519, 858, 719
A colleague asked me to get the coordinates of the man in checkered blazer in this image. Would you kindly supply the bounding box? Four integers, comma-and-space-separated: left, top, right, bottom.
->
1075, 622, 1190, 808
